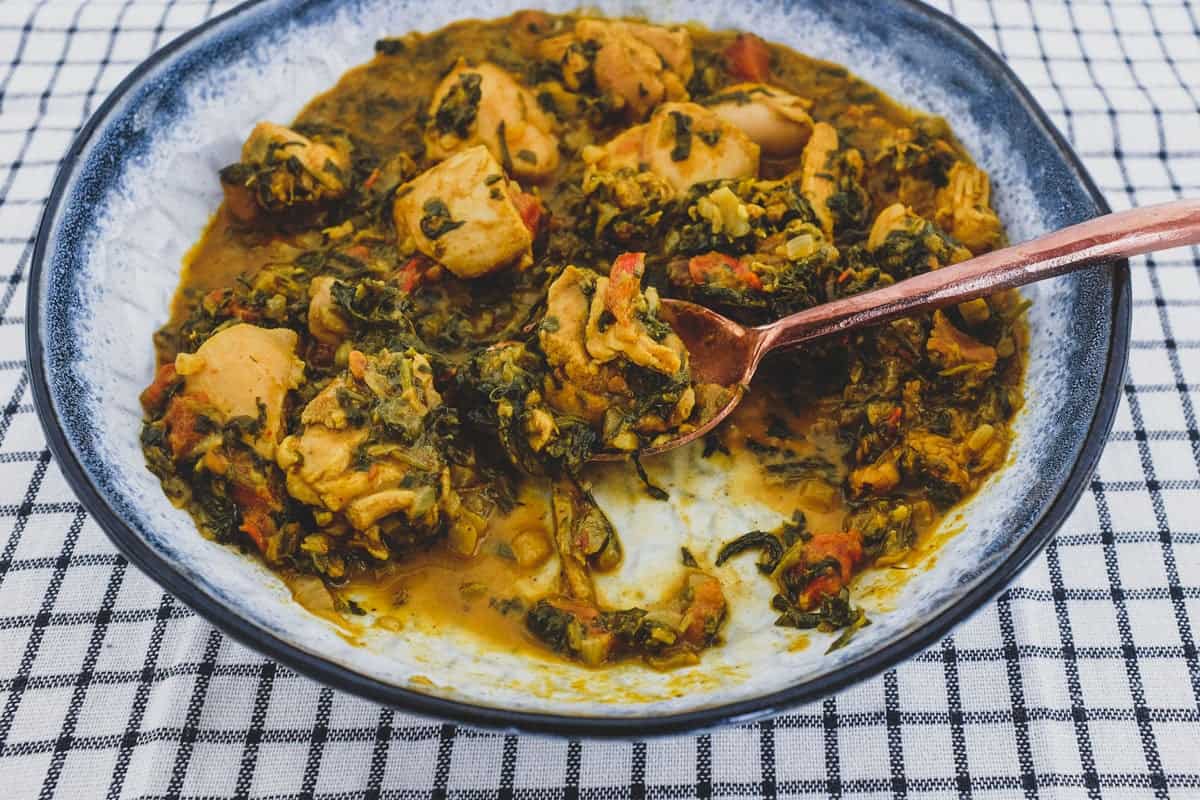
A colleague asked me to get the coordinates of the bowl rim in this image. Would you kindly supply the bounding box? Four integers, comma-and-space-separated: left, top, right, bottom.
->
26, 0, 1131, 737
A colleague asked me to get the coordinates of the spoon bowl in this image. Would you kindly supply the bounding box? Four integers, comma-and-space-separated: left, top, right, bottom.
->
658, 299, 764, 387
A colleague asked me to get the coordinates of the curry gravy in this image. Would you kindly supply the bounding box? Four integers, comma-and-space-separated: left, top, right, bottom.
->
144, 11, 1025, 667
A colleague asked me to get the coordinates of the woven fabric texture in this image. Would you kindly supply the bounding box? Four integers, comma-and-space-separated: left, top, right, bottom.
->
1, 0, 1199, 797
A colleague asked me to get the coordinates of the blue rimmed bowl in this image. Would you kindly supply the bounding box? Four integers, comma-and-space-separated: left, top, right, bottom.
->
28, 0, 1129, 736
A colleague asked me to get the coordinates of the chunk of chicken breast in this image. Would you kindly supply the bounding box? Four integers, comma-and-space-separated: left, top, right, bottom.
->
276, 349, 462, 538
705, 84, 814, 158
221, 122, 351, 221
172, 324, 304, 460
583, 252, 686, 376
393, 146, 534, 278
867, 203, 972, 266
934, 161, 1004, 254
540, 19, 694, 120
798, 121, 843, 238
538, 265, 620, 423
926, 310, 997, 375
587, 102, 760, 196
307, 276, 350, 345
425, 61, 559, 182
539, 256, 695, 445
866, 202, 918, 251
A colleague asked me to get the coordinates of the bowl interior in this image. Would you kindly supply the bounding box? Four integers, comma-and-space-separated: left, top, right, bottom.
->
33, 0, 1123, 727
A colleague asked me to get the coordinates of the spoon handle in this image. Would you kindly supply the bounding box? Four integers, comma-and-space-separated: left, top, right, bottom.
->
755, 198, 1200, 357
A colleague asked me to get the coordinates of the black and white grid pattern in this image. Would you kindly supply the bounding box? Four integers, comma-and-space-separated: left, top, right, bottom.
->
1, 0, 1199, 796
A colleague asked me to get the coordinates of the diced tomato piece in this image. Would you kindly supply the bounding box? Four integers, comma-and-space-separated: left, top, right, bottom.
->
605, 252, 646, 326
609, 251, 645, 282
344, 244, 371, 262
679, 575, 727, 645
348, 350, 368, 380
549, 598, 602, 626
240, 522, 268, 553
512, 9, 551, 35
790, 529, 865, 610
397, 255, 431, 293
162, 393, 209, 460
509, 189, 546, 236
203, 288, 260, 322
231, 481, 276, 555
362, 168, 381, 190
724, 33, 771, 82
687, 252, 763, 290
139, 363, 178, 413
737, 264, 764, 291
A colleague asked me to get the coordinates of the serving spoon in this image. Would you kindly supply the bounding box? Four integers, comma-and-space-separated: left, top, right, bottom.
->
599, 198, 1200, 461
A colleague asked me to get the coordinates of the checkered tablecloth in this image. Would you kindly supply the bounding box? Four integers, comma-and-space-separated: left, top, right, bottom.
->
1, 0, 1199, 796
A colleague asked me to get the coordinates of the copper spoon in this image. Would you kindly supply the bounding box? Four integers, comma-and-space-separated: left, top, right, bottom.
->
596, 198, 1200, 461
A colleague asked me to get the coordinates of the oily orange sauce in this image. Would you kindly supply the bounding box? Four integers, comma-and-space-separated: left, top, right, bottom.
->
154, 13, 1023, 663
284, 482, 560, 659
279, 378, 919, 656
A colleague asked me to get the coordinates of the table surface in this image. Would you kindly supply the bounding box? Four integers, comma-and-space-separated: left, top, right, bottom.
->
1, 0, 1199, 797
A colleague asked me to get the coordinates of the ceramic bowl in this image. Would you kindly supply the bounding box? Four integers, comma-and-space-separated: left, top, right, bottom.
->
28, 0, 1130, 735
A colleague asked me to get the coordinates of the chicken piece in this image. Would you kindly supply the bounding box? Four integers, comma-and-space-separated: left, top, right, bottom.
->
425, 61, 559, 182
219, 122, 351, 221
903, 430, 973, 502
277, 421, 375, 515
276, 349, 474, 545
550, 478, 624, 603
867, 203, 973, 278
587, 253, 686, 374
641, 103, 760, 195
934, 161, 1004, 254
926, 310, 997, 374
588, 125, 645, 173
307, 276, 350, 345
172, 324, 304, 460
866, 202, 917, 251
705, 84, 814, 158
541, 19, 693, 120
539, 257, 696, 446
848, 458, 901, 498
538, 266, 613, 425
393, 146, 534, 278
798, 121, 863, 238
799, 122, 839, 237
542, 259, 688, 380
588, 102, 759, 196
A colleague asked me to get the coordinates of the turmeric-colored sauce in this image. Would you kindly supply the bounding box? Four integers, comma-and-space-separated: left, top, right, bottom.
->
141, 12, 1026, 669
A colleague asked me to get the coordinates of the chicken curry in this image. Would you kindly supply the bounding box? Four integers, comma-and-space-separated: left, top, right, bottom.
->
140, 11, 1026, 669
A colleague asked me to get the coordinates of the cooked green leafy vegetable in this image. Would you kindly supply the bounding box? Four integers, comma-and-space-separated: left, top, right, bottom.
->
141, 10, 1024, 671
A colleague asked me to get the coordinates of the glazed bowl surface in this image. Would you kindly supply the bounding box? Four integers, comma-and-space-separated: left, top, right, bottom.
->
29, 0, 1130, 735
